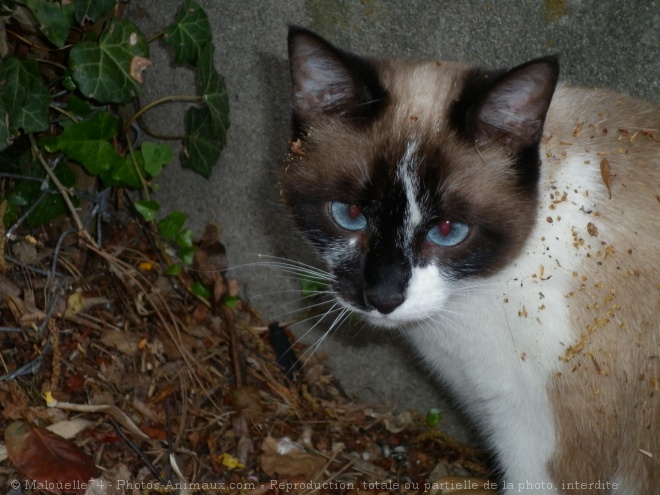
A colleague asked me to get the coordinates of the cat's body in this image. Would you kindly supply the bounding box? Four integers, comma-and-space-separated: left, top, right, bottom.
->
281, 28, 659, 494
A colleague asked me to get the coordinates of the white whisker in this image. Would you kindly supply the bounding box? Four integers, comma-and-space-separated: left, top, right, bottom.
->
297, 308, 352, 370
249, 288, 336, 301
270, 298, 337, 321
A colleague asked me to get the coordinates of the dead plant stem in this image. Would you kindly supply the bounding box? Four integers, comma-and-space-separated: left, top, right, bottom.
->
29, 134, 92, 242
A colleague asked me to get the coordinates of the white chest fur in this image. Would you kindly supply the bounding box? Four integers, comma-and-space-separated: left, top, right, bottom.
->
402, 151, 606, 492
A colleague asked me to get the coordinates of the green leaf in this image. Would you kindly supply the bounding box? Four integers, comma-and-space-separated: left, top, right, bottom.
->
23, 0, 72, 48
300, 273, 327, 297
61, 72, 77, 91
164, 264, 182, 276
134, 200, 159, 222
10, 162, 79, 227
178, 246, 195, 266
0, 2, 18, 16
73, 0, 116, 24
175, 227, 195, 265
175, 228, 194, 249
198, 43, 230, 143
69, 19, 149, 103
10, 174, 44, 211
141, 141, 173, 177
2, 202, 18, 227
66, 95, 95, 119
223, 296, 237, 309
426, 408, 443, 428
101, 155, 142, 188
41, 112, 124, 176
163, 0, 211, 66
0, 57, 49, 144
27, 190, 79, 227
183, 106, 221, 178
158, 211, 186, 238
0, 100, 9, 151
190, 281, 211, 300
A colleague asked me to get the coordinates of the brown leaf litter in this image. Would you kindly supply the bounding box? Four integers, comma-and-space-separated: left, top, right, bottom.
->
0, 209, 491, 494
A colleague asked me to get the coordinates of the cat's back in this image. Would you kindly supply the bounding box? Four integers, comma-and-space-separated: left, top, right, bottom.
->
545, 85, 660, 189
540, 85, 659, 271
538, 85, 659, 492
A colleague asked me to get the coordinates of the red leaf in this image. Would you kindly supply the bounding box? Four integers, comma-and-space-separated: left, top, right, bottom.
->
5, 421, 99, 494
64, 374, 86, 394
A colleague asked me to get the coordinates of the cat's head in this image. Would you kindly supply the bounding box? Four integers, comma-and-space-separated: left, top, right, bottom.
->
280, 27, 559, 326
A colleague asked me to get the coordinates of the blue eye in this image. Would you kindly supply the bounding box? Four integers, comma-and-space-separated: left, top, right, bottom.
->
330, 201, 367, 231
427, 220, 470, 247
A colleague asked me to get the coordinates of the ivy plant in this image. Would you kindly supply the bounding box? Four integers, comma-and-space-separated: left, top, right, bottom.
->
0, 0, 229, 269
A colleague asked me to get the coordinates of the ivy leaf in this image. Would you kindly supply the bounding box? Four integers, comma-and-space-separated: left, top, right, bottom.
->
0, 100, 9, 151
66, 95, 95, 119
190, 281, 211, 300
176, 228, 195, 265
141, 141, 173, 177
28, 187, 80, 228
175, 228, 194, 249
22, 0, 73, 48
158, 211, 186, 238
178, 246, 196, 266
198, 43, 230, 143
300, 273, 327, 298
164, 264, 182, 276
0, 57, 49, 147
223, 296, 238, 309
182, 106, 221, 178
41, 112, 124, 176
73, 0, 116, 24
100, 155, 143, 189
134, 200, 160, 222
426, 408, 443, 428
69, 19, 150, 103
164, 0, 211, 66
8, 160, 78, 227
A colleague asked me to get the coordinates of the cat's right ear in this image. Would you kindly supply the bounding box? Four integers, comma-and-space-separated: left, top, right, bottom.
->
473, 57, 559, 154
288, 27, 385, 129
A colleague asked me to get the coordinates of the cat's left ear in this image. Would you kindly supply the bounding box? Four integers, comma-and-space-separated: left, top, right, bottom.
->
474, 57, 559, 154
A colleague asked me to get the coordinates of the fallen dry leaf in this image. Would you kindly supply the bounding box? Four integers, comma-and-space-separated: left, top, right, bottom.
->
260, 436, 326, 479
600, 158, 612, 199
65, 292, 110, 317
100, 328, 140, 356
5, 421, 99, 495
129, 56, 152, 83
2, 381, 30, 420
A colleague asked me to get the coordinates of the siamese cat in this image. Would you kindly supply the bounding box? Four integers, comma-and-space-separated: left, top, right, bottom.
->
280, 27, 659, 494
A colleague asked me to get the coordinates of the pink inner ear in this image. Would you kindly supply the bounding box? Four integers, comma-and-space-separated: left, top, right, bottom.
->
475, 60, 558, 152
290, 34, 355, 118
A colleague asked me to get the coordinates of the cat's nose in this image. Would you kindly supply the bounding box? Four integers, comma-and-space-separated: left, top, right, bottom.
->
365, 291, 404, 314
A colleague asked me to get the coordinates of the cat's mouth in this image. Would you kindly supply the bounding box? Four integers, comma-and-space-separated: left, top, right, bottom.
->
333, 265, 447, 328
334, 293, 421, 329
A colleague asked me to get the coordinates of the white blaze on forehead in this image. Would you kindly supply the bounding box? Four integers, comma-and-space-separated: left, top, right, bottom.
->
398, 140, 423, 247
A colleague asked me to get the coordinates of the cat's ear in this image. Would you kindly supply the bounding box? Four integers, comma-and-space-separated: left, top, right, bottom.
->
474, 57, 559, 154
288, 27, 384, 128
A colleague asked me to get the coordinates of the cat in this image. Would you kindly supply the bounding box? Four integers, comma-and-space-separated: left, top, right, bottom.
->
279, 27, 659, 494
